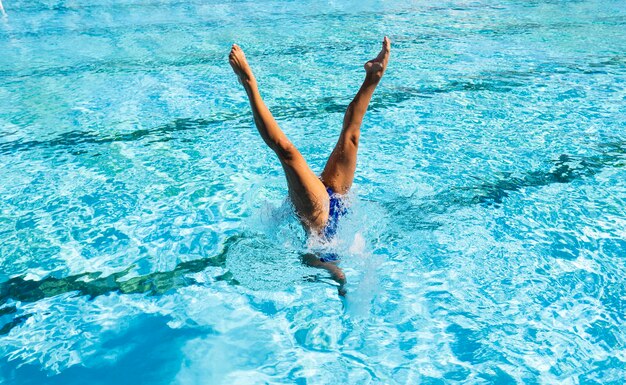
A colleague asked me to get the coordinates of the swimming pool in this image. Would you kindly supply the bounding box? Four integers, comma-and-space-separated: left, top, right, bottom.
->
1, 0, 625, 383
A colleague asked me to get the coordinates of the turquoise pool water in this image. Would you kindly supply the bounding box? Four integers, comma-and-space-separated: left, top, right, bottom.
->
1, 0, 625, 383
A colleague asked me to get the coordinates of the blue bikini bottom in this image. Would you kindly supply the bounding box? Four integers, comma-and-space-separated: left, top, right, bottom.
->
323, 187, 346, 239
318, 187, 347, 263
319, 252, 340, 263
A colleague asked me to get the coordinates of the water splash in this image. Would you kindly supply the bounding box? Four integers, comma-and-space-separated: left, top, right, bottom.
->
343, 233, 381, 319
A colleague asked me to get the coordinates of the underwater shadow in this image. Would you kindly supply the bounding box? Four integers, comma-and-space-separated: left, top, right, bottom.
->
469, 141, 626, 205
0, 234, 244, 335
384, 140, 626, 230
0, 117, 240, 156
0, 314, 208, 385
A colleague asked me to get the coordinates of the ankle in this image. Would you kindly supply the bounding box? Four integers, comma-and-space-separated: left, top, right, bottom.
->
241, 76, 257, 87
365, 73, 382, 84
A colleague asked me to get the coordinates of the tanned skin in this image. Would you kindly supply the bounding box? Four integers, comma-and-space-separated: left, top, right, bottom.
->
229, 38, 391, 296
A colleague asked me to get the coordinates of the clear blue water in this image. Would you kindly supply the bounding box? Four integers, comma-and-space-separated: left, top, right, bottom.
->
1, 0, 625, 383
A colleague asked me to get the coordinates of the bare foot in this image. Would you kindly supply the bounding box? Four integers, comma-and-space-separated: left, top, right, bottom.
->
229, 44, 255, 84
364, 36, 391, 81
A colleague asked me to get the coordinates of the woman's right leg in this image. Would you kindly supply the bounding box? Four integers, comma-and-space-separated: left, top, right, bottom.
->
321, 37, 390, 195
229, 45, 329, 232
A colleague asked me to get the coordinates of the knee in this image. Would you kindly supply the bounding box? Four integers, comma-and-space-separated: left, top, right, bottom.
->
273, 139, 297, 161
340, 130, 360, 149
347, 131, 360, 147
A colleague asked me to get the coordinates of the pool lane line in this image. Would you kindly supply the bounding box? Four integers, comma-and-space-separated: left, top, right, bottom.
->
0, 233, 245, 335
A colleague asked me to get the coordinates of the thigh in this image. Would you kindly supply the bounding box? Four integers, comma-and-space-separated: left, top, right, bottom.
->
320, 132, 358, 195
279, 152, 330, 230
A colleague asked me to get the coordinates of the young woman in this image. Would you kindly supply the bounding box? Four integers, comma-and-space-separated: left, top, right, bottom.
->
229, 37, 391, 295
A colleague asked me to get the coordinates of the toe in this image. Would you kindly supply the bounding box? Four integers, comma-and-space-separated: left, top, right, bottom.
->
383, 36, 390, 51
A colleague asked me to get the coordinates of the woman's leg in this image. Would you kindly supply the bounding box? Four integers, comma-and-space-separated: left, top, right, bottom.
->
229, 45, 329, 232
321, 37, 391, 195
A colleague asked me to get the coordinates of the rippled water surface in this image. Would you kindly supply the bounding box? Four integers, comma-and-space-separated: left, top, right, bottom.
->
1, 0, 625, 383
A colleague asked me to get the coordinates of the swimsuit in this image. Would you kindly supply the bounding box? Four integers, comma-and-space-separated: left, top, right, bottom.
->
318, 187, 347, 263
